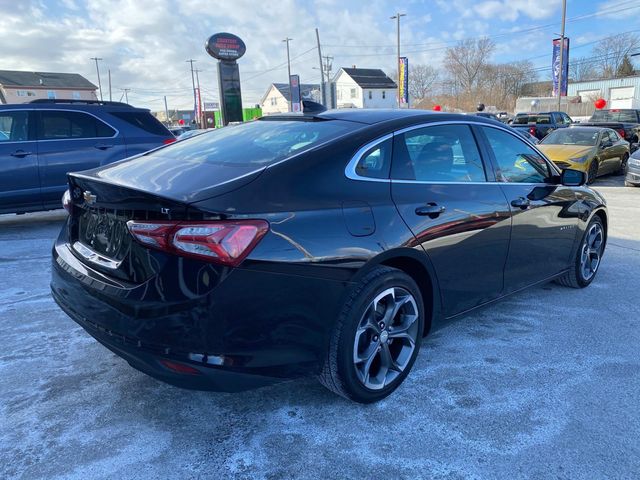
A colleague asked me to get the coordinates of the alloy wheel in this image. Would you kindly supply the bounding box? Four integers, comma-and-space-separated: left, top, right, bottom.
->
580, 223, 604, 281
352, 287, 420, 390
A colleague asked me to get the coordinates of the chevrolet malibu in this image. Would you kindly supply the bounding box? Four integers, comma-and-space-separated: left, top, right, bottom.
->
51, 110, 607, 403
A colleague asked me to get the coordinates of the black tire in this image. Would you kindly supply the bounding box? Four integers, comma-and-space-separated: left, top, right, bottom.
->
587, 159, 599, 184
318, 266, 424, 403
555, 216, 605, 289
617, 153, 629, 175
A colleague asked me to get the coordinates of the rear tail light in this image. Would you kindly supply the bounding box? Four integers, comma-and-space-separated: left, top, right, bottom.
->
126, 220, 269, 266
529, 126, 536, 136
159, 359, 201, 375
62, 189, 72, 214
163, 138, 177, 145
618, 129, 626, 138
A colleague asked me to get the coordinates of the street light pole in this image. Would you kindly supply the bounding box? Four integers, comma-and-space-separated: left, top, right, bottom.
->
186, 59, 197, 124
90, 57, 103, 101
283, 37, 293, 112
557, 0, 567, 111
391, 13, 406, 108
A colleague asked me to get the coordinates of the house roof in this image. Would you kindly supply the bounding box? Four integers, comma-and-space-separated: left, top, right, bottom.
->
271, 83, 320, 102
340, 68, 397, 89
0, 70, 97, 90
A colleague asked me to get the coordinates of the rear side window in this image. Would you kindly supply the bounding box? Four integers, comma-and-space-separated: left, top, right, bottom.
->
147, 119, 358, 166
392, 124, 486, 182
0, 111, 29, 142
38, 111, 115, 139
481, 127, 550, 183
110, 111, 170, 136
355, 138, 391, 179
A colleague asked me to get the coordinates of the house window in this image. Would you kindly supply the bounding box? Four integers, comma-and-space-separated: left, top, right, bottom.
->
350, 88, 357, 99
47, 90, 56, 99
337, 90, 343, 100
270, 97, 277, 106
16, 90, 35, 97
368, 91, 372, 100
72, 91, 81, 100
382, 91, 386, 99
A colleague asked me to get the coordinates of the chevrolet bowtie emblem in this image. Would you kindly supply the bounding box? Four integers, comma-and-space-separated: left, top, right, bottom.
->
83, 191, 97, 205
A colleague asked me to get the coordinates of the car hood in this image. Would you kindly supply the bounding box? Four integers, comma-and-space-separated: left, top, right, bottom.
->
73, 153, 266, 204
538, 145, 595, 160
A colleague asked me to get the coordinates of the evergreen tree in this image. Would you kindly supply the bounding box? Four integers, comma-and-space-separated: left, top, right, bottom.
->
617, 55, 635, 77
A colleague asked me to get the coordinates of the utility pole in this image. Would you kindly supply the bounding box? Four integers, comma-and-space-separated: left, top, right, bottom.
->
186, 59, 197, 123
557, 0, 567, 111
322, 55, 333, 107
195, 69, 203, 128
90, 57, 103, 101
283, 37, 293, 112
390, 13, 406, 108
315, 28, 325, 107
164, 96, 170, 125
108, 69, 112, 102
122, 88, 130, 104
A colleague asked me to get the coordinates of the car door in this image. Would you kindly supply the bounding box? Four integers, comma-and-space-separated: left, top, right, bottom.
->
390, 123, 512, 317
476, 125, 581, 292
36, 109, 126, 208
0, 109, 42, 213
597, 130, 620, 174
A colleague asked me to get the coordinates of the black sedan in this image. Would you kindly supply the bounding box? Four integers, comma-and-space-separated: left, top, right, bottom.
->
51, 110, 608, 403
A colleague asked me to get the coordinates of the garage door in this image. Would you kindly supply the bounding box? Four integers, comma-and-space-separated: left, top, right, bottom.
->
610, 86, 635, 109
578, 89, 601, 102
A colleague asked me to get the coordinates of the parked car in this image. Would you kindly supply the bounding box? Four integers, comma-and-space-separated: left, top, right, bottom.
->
511, 111, 573, 140
538, 126, 629, 183
51, 110, 607, 403
177, 128, 209, 141
579, 109, 640, 147
169, 126, 192, 137
511, 127, 539, 144
0, 99, 175, 214
626, 149, 640, 186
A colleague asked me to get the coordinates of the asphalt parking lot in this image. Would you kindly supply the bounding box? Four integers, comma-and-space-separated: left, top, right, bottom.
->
1, 176, 639, 480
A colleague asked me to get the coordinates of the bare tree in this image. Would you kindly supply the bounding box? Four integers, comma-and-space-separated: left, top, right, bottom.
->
408, 64, 439, 101
444, 38, 495, 93
569, 56, 597, 82
592, 32, 640, 79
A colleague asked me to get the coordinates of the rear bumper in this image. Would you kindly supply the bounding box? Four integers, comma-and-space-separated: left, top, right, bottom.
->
626, 166, 640, 185
51, 233, 350, 392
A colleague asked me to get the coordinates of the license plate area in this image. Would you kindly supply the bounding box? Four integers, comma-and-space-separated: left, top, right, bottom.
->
76, 209, 131, 262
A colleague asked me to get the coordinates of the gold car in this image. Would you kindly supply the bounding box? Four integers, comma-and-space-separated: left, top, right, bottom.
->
537, 127, 629, 183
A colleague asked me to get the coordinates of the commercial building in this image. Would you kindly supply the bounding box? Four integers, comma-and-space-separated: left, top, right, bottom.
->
0, 70, 98, 104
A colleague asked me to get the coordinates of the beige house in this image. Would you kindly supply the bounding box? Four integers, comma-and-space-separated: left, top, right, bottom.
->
260, 83, 321, 115
0, 70, 98, 104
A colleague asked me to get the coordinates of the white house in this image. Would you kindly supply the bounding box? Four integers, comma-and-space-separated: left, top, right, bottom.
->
260, 83, 321, 115
332, 68, 397, 109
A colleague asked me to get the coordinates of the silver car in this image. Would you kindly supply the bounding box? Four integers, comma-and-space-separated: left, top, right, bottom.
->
627, 149, 640, 186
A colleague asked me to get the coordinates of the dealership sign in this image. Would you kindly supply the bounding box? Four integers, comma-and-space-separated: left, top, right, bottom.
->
398, 57, 409, 105
206, 33, 247, 61
552, 37, 569, 97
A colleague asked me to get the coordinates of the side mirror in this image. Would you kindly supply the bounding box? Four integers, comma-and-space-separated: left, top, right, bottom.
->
561, 168, 586, 187
600, 141, 612, 149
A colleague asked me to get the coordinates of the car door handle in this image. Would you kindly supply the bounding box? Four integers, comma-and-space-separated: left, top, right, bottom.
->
511, 197, 530, 209
94, 143, 114, 150
10, 150, 34, 158
415, 204, 446, 217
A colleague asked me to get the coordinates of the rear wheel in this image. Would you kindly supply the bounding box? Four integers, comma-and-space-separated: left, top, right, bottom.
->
318, 266, 424, 403
555, 216, 605, 288
617, 153, 629, 175
587, 159, 599, 184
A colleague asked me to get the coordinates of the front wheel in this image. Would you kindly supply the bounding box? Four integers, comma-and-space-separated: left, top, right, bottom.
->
318, 266, 424, 403
617, 153, 629, 175
587, 159, 599, 184
555, 216, 605, 288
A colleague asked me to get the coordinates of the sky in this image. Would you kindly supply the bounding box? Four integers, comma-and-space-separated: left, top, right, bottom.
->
1, 0, 639, 111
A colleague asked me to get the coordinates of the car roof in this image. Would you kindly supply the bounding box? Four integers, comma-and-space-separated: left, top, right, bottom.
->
0, 101, 149, 113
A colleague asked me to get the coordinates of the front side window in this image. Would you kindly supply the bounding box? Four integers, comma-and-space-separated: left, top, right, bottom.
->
355, 138, 391, 179
392, 124, 486, 182
39, 111, 115, 140
482, 127, 550, 183
0, 111, 29, 142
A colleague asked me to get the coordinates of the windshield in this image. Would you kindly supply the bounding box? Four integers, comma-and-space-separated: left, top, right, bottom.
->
513, 115, 552, 125
590, 110, 638, 123
540, 129, 599, 146
149, 119, 358, 166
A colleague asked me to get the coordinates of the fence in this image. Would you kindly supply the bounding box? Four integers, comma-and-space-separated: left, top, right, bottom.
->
515, 97, 596, 120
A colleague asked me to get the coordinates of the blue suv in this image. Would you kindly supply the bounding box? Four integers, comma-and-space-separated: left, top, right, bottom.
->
0, 99, 175, 214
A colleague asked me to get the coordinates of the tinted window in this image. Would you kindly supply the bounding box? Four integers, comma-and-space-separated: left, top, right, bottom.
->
591, 110, 638, 123
513, 114, 551, 125
482, 127, 550, 183
392, 124, 486, 182
147, 119, 358, 166
39, 111, 115, 140
355, 138, 391, 179
610, 130, 620, 141
540, 128, 598, 146
110, 111, 170, 136
0, 111, 29, 142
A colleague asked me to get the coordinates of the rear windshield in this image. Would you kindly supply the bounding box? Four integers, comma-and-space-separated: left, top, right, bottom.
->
590, 110, 638, 123
148, 119, 358, 166
540, 129, 598, 146
513, 115, 551, 125
110, 111, 171, 136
